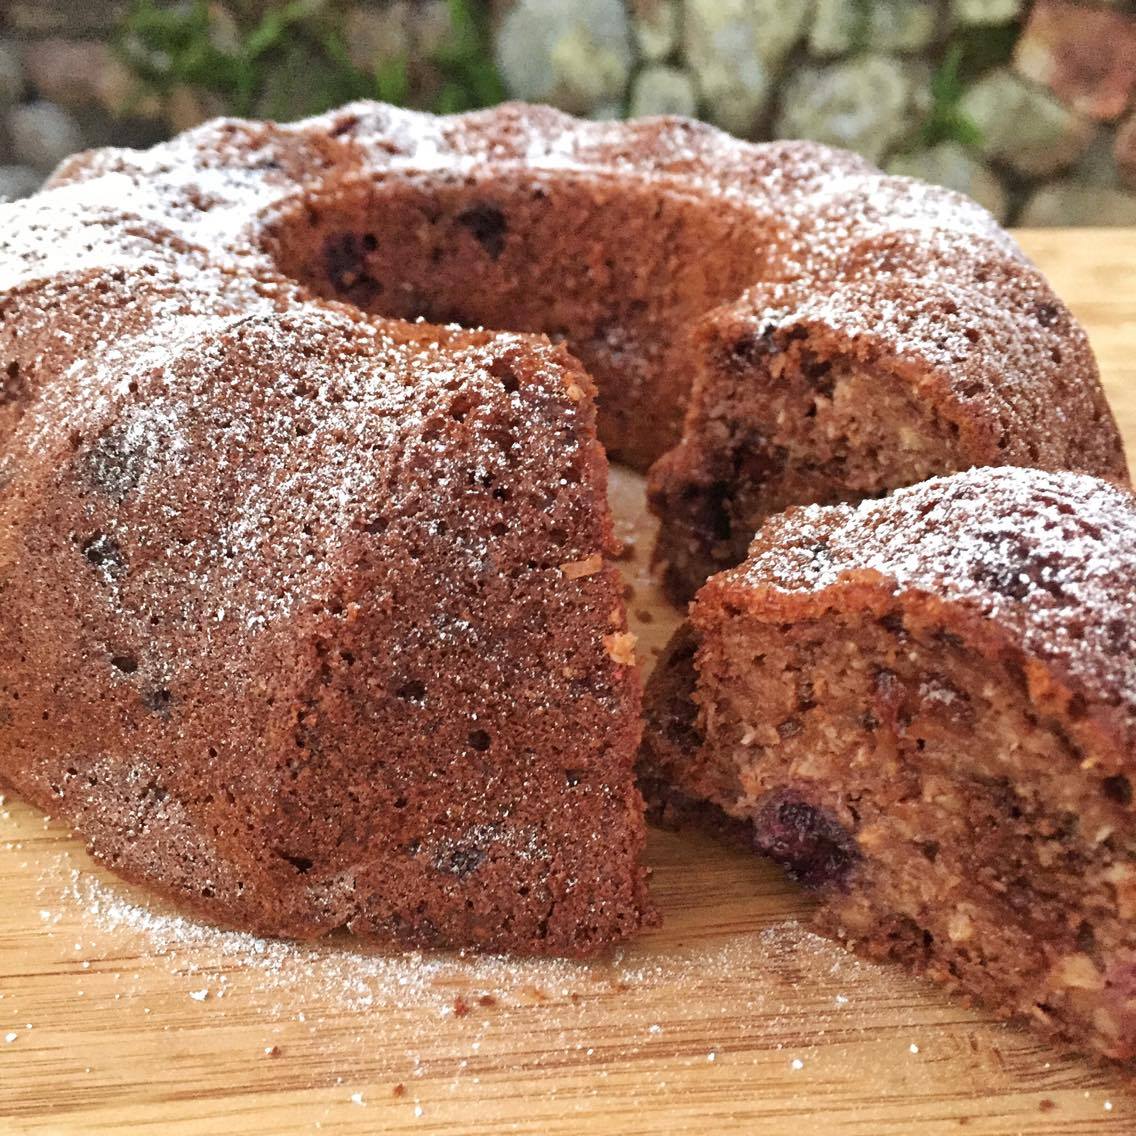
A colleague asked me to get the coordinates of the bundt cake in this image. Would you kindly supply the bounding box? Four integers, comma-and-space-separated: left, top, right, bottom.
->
640, 467, 1136, 1058
0, 99, 1125, 956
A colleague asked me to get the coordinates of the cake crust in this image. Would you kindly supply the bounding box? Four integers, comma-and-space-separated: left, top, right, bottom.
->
42, 100, 1123, 516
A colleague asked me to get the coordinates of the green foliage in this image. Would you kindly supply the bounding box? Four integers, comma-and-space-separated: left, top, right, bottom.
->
917, 43, 983, 149
912, 22, 1017, 152
373, 53, 410, 106
116, 0, 504, 121
433, 0, 506, 114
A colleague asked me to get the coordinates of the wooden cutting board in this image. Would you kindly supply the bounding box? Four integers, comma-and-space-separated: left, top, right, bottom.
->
2, 229, 1135, 1136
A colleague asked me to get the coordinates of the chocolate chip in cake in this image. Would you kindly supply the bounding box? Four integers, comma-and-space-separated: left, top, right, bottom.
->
729, 324, 778, 365
141, 687, 173, 716
456, 204, 508, 260
394, 679, 426, 703
1102, 774, 1132, 807
1, 360, 24, 405
81, 532, 125, 578
322, 232, 381, 304
278, 851, 314, 874
435, 845, 485, 878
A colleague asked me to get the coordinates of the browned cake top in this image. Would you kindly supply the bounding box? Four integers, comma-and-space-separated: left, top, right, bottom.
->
18, 99, 1008, 301
703, 467, 1136, 752
0, 102, 1126, 954
35, 98, 1009, 285
8, 308, 594, 618
0, 275, 649, 949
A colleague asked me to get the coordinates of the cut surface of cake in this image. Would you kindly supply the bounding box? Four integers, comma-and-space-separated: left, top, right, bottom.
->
641, 467, 1136, 1057
647, 251, 1127, 601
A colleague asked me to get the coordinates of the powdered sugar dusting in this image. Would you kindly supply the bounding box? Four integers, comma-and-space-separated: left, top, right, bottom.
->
0, 259, 643, 950
13, 97, 1034, 376
39, 846, 874, 1026
0, 97, 1099, 497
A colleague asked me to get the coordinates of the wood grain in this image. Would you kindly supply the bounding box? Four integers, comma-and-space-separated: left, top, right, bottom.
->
2, 229, 1135, 1135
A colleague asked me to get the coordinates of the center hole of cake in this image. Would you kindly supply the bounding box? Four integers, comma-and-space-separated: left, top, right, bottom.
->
265, 171, 763, 470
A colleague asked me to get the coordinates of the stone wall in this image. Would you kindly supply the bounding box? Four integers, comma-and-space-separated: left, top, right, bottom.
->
0, 0, 1134, 225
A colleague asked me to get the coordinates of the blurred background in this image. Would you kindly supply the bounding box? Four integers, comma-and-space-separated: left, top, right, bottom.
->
0, 0, 1133, 225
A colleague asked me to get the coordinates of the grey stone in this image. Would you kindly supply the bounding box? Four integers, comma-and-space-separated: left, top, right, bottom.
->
810, 0, 941, 57
1018, 181, 1136, 226
0, 43, 25, 108
776, 56, 930, 165
876, 0, 941, 52
343, 4, 413, 72
7, 1, 127, 34
950, 0, 1023, 25
684, 0, 811, 136
8, 101, 84, 174
1070, 132, 1124, 189
412, 1, 456, 60
0, 164, 42, 201
630, 65, 698, 119
877, 2, 942, 51
959, 68, 1096, 178
496, 0, 632, 116
808, 0, 860, 55
887, 142, 1009, 222
632, 0, 680, 61
22, 39, 115, 110
590, 101, 626, 121
876, 1, 940, 53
